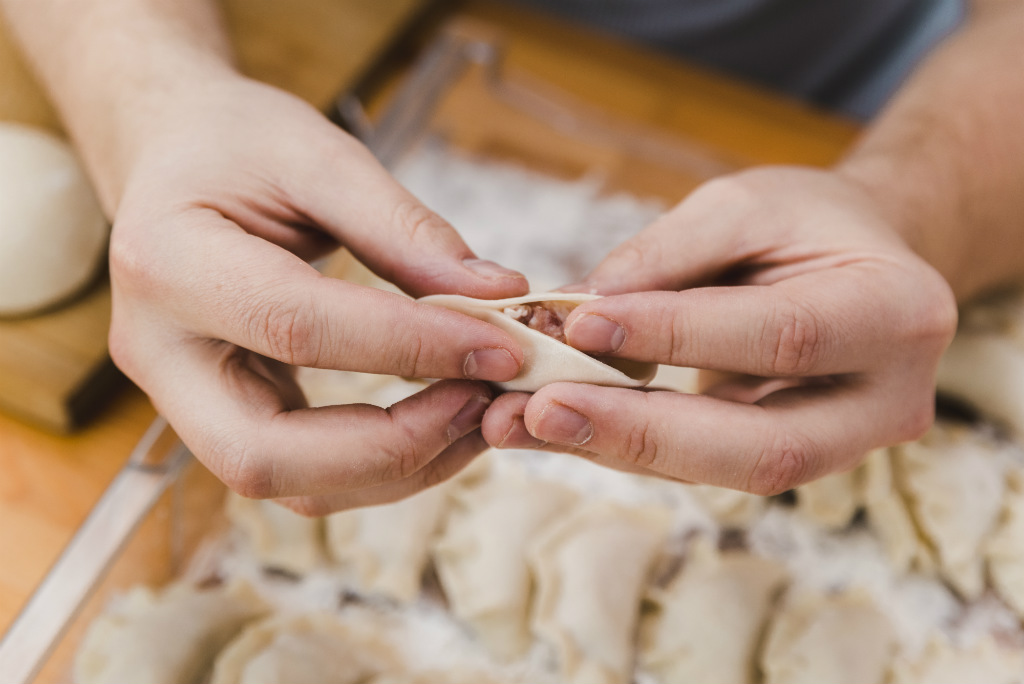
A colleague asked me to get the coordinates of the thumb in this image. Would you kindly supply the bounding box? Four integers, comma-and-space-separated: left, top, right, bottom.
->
572, 182, 754, 295
291, 136, 529, 299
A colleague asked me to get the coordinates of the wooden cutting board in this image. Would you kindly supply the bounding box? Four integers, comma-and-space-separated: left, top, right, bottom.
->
0, 0, 430, 433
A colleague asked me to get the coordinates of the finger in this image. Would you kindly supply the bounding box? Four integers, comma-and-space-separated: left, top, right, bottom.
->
564, 270, 918, 377
571, 180, 763, 294
144, 338, 496, 500
288, 135, 529, 299
278, 431, 489, 515
481, 392, 547, 449
522, 380, 933, 494
145, 212, 523, 381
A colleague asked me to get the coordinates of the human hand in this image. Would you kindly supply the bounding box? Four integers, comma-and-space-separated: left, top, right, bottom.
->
108, 76, 529, 513
482, 166, 957, 494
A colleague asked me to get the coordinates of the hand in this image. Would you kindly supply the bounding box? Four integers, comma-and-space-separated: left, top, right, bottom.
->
108, 76, 529, 513
482, 166, 957, 494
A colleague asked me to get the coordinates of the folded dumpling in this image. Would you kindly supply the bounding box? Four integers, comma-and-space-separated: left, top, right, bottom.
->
760, 589, 896, 684
896, 423, 1007, 599
433, 468, 579, 660
418, 293, 657, 392
888, 634, 1024, 684
528, 500, 670, 684
986, 468, 1024, 618
74, 580, 268, 684
210, 612, 400, 684
861, 447, 936, 575
226, 493, 324, 574
639, 538, 788, 684
795, 467, 863, 530
325, 485, 450, 601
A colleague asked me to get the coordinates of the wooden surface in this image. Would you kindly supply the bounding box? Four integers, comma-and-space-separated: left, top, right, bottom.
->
0, 0, 860, 650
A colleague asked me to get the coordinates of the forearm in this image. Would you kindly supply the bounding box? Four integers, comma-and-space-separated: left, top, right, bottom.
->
0, 0, 237, 213
837, 0, 1024, 302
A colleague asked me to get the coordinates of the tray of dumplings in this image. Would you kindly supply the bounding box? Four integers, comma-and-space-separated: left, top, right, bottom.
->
7, 19, 1024, 684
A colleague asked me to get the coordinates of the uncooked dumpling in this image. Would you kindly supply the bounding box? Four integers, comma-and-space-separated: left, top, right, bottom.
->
689, 484, 766, 527
861, 447, 936, 575
324, 485, 450, 601
795, 467, 863, 530
986, 468, 1024, 618
528, 500, 670, 684
896, 423, 1007, 599
888, 634, 1024, 684
210, 612, 400, 684
639, 537, 788, 684
226, 493, 324, 574
760, 589, 896, 684
432, 467, 578, 660
0, 122, 108, 316
418, 293, 657, 392
73, 579, 268, 684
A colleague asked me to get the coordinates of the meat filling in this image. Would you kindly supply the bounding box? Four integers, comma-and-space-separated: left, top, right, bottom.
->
503, 302, 577, 343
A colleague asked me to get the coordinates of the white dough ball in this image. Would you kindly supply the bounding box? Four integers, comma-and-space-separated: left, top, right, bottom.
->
0, 122, 108, 316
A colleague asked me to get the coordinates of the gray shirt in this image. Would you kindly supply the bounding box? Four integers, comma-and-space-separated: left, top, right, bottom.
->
512, 0, 965, 119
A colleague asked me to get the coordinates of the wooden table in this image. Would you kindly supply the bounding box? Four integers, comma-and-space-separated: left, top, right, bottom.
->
0, 0, 859, 639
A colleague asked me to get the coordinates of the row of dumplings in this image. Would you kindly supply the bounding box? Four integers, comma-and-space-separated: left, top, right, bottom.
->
75, 432, 1024, 684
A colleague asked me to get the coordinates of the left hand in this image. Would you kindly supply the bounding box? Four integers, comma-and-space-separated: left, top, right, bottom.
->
481, 166, 958, 494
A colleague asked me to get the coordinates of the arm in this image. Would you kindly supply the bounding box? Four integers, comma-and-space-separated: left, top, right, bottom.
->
839, 0, 1024, 302
485, 1, 1024, 491
1, 0, 530, 512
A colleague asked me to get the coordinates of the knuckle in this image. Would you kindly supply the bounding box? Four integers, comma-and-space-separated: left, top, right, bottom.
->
389, 330, 427, 378
392, 199, 452, 243
376, 413, 430, 483
108, 228, 159, 292
250, 297, 322, 367
747, 429, 813, 496
213, 437, 277, 499
620, 418, 660, 469
765, 297, 824, 376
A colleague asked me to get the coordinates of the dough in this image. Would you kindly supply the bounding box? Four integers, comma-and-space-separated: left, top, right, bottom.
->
861, 447, 936, 575
417, 293, 657, 392
889, 634, 1024, 684
0, 122, 108, 316
225, 494, 324, 574
432, 467, 578, 660
896, 423, 1007, 599
795, 467, 863, 530
74, 579, 268, 684
210, 613, 399, 684
689, 484, 767, 527
639, 537, 788, 684
760, 589, 896, 684
528, 500, 670, 684
986, 468, 1024, 618
325, 485, 450, 601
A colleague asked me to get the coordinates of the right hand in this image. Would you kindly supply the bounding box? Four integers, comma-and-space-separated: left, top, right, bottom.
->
107, 76, 528, 513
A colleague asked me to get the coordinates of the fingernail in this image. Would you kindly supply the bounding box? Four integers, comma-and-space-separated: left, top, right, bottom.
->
463, 258, 523, 280
464, 348, 520, 381
567, 314, 625, 352
533, 402, 593, 446
497, 415, 547, 449
447, 395, 492, 444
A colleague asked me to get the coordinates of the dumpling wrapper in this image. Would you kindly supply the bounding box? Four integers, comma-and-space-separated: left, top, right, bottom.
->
226, 493, 324, 574
210, 613, 400, 684
418, 293, 657, 392
432, 467, 579, 660
528, 500, 670, 684
888, 634, 1024, 684
639, 537, 788, 684
760, 589, 896, 684
74, 580, 268, 684
985, 468, 1024, 618
324, 484, 450, 601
